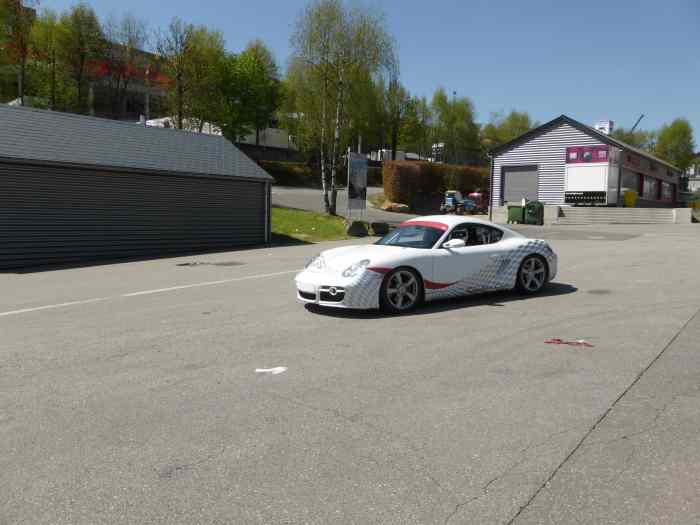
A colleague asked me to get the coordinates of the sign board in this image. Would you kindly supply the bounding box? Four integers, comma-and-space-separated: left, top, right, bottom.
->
347, 152, 367, 211
566, 145, 609, 164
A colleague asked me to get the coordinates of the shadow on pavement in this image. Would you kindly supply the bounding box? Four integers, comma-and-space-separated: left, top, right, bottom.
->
304, 282, 578, 319
2, 238, 311, 274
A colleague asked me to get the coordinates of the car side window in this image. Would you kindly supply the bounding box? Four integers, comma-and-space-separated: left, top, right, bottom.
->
447, 224, 469, 242
466, 225, 503, 246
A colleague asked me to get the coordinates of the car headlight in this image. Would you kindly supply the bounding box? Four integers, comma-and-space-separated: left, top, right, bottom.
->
305, 254, 325, 270
342, 259, 370, 278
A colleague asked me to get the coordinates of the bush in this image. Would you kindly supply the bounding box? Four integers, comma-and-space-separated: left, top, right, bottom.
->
383, 161, 489, 205
259, 161, 319, 187
260, 161, 382, 188
383, 161, 422, 204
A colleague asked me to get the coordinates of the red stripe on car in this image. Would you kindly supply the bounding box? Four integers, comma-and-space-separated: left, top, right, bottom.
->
424, 280, 455, 290
368, 267, 392, 274
399, 220, 449, 231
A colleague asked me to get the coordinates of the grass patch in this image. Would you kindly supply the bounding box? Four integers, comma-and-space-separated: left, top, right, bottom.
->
272, 206, 349, 243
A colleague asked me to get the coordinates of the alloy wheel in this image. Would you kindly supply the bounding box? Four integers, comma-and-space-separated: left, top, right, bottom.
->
520, 256, 547, 292
386, 270, 419, 310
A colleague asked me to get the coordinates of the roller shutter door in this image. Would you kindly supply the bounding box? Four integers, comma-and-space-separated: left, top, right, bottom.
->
502, 166, 538, 203
0, 161, 266, 269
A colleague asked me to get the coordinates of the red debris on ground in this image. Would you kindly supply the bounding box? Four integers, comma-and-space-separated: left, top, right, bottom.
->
544, 338, 594, 348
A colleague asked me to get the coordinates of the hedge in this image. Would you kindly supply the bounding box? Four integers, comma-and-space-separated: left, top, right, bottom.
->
259, 161, 318, 187
260, 160, 383, 188
383, 161, 489, 205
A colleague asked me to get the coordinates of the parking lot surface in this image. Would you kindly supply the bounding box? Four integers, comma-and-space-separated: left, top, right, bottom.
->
1, 224, 699, 524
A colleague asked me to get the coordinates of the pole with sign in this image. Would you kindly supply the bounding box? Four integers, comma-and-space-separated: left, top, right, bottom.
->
346, 149, 368, 220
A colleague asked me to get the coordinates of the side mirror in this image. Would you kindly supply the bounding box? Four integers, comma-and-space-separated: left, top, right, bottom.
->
443, 238, 466, 249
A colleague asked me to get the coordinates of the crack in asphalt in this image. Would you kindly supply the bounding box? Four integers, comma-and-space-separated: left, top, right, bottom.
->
443, 427, 580, 525
504, 306, 700, 525
579, 384, 700, 449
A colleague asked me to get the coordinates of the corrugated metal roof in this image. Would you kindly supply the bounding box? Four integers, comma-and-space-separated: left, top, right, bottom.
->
491, 114, 682, 173
0, 104, 273, 181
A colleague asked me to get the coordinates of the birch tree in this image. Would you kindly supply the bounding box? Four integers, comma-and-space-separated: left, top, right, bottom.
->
290, 0, 395, 214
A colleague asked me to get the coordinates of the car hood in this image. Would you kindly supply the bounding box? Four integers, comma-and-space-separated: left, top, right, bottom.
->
319, 244, 416, 272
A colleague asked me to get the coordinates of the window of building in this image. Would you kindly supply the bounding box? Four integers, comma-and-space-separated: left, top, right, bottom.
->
597, 149, 607, 161
661, 182, 674, 201
643, 177, 658, 200
569, 151, 578, 161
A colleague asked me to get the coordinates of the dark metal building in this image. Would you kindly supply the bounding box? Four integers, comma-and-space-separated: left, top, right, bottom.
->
0, 104, 273, 269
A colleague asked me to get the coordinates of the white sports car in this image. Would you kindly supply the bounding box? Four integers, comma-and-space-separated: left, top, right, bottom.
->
295, 216, 558, 313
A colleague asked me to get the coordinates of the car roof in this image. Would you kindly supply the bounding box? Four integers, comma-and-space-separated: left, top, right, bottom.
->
402, 215, 497, 228
400, 215, 523, 238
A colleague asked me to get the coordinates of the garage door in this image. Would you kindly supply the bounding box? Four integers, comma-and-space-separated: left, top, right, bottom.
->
502, 166, 538, 203
0, 161, 267, 269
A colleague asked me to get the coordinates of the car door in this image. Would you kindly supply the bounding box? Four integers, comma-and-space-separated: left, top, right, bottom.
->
431, 224, 506, 295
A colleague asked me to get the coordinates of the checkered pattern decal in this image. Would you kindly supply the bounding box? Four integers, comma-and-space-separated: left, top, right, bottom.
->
425, 240, 556, 301
342, 271, 383, 309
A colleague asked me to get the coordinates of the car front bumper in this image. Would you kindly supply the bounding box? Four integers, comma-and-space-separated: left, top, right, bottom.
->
295, 269, 383, 310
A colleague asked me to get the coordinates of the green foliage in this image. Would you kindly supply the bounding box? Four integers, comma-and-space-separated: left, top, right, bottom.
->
431, 88, 480, 165
399, 96, 432, 157
655, 119, 695, 170
611, 127, 656, 152
288, 0, 396, 212
183, 26, 226, 130
259, 161, 318, 187
481, 110, 537, 150
56, 2, 105, 113
240, 39, 280, 143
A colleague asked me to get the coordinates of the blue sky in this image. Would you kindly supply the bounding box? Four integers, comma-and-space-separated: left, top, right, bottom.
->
45, 0, 700, 137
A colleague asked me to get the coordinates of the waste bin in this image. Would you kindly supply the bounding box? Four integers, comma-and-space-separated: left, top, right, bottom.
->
524, 201, 544, 225
507, 205, 524, 224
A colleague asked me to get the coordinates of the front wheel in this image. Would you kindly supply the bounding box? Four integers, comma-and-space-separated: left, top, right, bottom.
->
516, 255, 548, 294
380, 268, 423, 313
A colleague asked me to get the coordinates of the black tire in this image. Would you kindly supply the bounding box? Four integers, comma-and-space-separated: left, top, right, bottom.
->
516, 255, 549, 295
380, 267, 423, 314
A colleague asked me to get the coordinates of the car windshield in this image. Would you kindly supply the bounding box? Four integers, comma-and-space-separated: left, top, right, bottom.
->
375, 225, 444, 249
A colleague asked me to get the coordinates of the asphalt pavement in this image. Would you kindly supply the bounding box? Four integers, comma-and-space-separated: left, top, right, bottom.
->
2, 223, 700, 524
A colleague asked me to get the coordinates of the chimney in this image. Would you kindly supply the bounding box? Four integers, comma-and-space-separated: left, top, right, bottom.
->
595, 120, 614, 135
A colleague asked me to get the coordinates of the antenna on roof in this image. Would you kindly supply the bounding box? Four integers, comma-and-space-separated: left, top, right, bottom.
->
630, 114, 644, 133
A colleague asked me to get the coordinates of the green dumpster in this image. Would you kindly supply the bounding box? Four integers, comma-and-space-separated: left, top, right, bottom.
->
507, 205, 524, 224
524, 201, 544, 225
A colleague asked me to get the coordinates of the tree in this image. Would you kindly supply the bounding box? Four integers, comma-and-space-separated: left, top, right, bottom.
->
56, 3, 104, 113
481, 110, 536, 150
156, 17, 194, 129
103, 13, 148, 118
611, 126, 655, 152
655, 119, 695, 171
290, 0, 395, 214
431, 87, 480, 165
29, 8, 71, 110
183, 26, 226, 131
385, 72, 409, 160
399, 95, 432, 158
240, 39, 280, 145
1, 0, 37, 105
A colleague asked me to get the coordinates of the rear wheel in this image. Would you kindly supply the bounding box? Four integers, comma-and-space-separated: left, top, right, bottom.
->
516, 255, 548, 294
380, 268, 422, 313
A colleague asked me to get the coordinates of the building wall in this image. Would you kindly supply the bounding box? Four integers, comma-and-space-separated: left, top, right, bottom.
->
0, 160, 268, 269
492, 122, 604, 207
